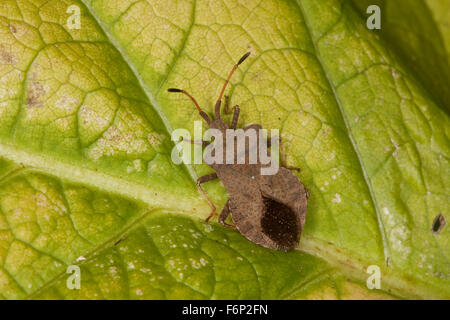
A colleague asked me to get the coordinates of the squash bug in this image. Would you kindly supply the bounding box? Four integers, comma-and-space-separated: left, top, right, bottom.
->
168, 52, 309, 251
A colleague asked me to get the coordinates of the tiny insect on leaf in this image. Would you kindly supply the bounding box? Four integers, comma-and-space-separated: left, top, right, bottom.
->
168, 52, 309, 251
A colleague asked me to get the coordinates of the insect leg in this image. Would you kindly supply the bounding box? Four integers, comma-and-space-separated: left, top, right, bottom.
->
219, 200, 236, 229
243, 124, 262, 131
230, 105, 240, 129
223, 96, 241, 129
197, 173, 218, 222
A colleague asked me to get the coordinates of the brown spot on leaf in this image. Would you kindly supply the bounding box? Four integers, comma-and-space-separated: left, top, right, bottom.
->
432, 213, 446, 235
0, 44, 17, 65
26, 82, 46, 108
9, 24, 17, 33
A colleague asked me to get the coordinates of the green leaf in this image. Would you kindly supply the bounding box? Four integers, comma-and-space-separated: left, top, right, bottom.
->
0, 0, 448, 299
1, 169, 393, 300
352, 0, 450, 112
426, 0, 450, 61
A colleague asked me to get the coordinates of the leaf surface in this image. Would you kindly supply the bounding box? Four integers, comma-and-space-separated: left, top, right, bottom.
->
0, 0, 448, 299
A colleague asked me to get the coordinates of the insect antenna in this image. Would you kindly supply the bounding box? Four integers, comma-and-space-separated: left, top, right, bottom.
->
167, 88, 211, 124
214, 52, 251, 119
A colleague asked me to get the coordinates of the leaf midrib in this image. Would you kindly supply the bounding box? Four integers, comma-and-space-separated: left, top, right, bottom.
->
0, 142, 208, 216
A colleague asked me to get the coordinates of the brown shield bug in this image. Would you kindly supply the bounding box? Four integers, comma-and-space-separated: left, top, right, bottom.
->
168, 52, 309, 251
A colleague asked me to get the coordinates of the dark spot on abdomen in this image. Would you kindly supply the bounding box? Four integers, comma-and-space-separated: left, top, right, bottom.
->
261, 197, 299, 250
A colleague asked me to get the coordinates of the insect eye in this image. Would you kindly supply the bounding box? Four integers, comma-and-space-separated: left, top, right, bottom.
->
260, 197, 299, 250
